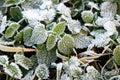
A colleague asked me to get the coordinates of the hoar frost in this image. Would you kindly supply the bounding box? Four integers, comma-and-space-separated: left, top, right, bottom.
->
22, 9, 56, 23
35, 64, 49, 79
57, 3, 71, 18
86, 66, 102, 80
4, 63, 23, 79
100, 1, 117, 17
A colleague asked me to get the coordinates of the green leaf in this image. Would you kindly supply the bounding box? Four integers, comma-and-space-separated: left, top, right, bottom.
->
58, 34, 75, 55
5, 22, 20, 38
46, 34, 57, 51
14, 54, 33, 70
117, 3, 120, 14
113, 45, 120, 65
30, 24, 48, 45
14, 30, 23, 42
10, 6, 22, 21
36, 44, 57, 66
4, 63, 22, 79
0, 55, 8, 66
81, 11, 94, 23
4, 0, 24, 7
6, 0, 19, 4
23, 27, 33, 46
52, 0, 59, 4
53, 22, 66, 35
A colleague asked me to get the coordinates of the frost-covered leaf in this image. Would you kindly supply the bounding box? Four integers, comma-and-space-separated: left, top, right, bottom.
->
73, 33, 92, 49
116, 15, 120, 22
117, 36, 120, 44
22, 9, 41, 21
113, 45, 120, 65
4, 63, 22, 79
30, 55, 38, 68
14, 30, 23, 42
53, 22, 66, 35
69, 56, 80, 66
30, 24, 48, 45
22, 9, 56, 23
35, 64, 49, 79
86, 66, 102, 80
103, 21, 117, 35
58, 34, 75, 55
5, 22, 20, 38
60, 74, 70, 80
60, 56, 82, 78
4, 0, 25, 7
10, 6, 22, 21
46, 34, 57, 51
109, 75, 120, 80
14, 54, 33, 70
95, 17, 112, 26
62, 57, 81, 74
69, 65, 82, 77
40, 0, 53, 9
0, 55, 9, 66
91, 33, 111, 47
36, 44, 57, 66
90, 29, 106, 36
0, 16, 7, 33
57, 3, 71, 18
67, 19, 81, 34
105, 70, 118, 79
81, 10, 94, 23
100, 1, 117, 17
39, 9, 56, 23
21, 0, 43, 10
66, 57, 82, 77
0, 10, 3, 21
23, 27, 33, 46
87, 2, 100, 10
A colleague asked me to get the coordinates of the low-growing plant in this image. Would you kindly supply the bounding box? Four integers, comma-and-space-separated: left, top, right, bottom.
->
0, 0, 120, 80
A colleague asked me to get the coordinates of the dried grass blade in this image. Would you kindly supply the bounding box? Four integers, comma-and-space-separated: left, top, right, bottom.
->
0, 45, 35, 52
